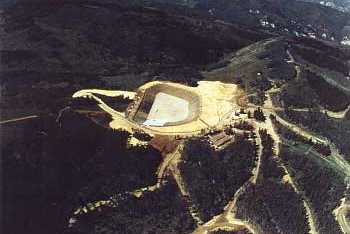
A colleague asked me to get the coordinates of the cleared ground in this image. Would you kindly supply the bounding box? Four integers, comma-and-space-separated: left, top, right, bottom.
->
72, 81, 239, 135
73, 89, 136, 99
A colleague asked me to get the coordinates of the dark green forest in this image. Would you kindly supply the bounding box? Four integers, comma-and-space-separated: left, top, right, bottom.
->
235, 130, 309, 234
179, 134, 256, 221
282, 110, 350, 160
74, 176, 196, 234
280, 146, 346, 233
2, 112, 162, 234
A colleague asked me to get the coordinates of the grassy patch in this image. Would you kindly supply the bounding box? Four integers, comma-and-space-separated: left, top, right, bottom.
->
282, 138, 350, 181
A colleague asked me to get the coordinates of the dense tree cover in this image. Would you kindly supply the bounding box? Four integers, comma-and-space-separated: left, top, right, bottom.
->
278, 69, 349, 112
70, 97, 100, 110
133, 129, 153, 141
270, 115, 331, 156
236, 130, 309, 234
210, 228, 251, 234
153, 67, 203, 87
280, 78, 319, 108
253, 108, 266, 122
257, 129, 284, 181
236, 181, 279, 234
69, 98, 115, 127
236, 178, 309, 234
0, 72, 108, 125
233, 120, 254, 131
280, 147, 346, 234
291, 43, 349, 76
306, 71, 349, 112
1, 2, 267, 77
283, 110, 350, 160
180, 134, 257, 221
93, 93, 133, 112
2, 111, 162, 234
73, 176, 196, 234
86, 112, 114, 127
248, 91, 266, 106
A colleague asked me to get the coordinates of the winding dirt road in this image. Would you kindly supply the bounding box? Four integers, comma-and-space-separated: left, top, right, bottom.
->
68, 73, 349, 232
287, 48, 301, 80
192, 130, 262, 234
251, 129, 263, 185
69, 141, 184, 226
255, 92, 319, 234
324, 105, 350, 119
336, 204, 350, 234
168, 144, 203, 225
73, 91, 205, 136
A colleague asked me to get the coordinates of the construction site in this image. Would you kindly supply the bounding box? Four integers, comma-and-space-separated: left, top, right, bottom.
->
129, 82, 201, 127
71, 77, 350, 234
73, 81, 241, 136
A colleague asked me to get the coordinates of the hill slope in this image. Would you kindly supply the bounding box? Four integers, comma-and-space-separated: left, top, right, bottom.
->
90, 0, 350, 43
0, 2, 268, 76
300, 0, 350, 12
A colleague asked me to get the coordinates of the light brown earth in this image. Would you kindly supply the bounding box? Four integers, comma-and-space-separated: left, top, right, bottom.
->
333, 198, 350, 234
73, 89, 136, 99
0, 115, 38, 124
149, 135, 178, 155
72, 81, 240, 135
71, 76, 348, 233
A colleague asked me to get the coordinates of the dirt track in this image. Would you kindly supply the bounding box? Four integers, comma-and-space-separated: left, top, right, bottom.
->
0, 115, 38, 124
69, 139, 184, 225
71, 79, 348, 233
262, 93, 318, 234
336, 204, 350, 234
72, 81, 239, 136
